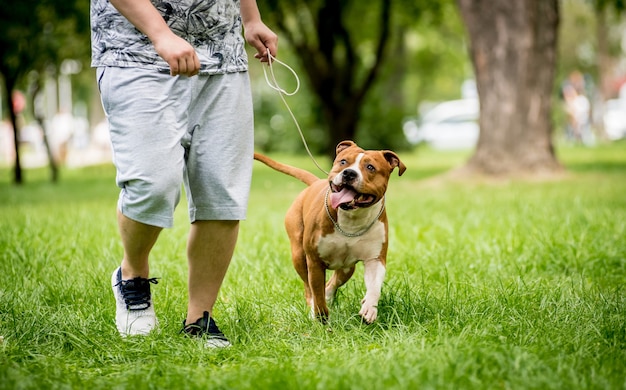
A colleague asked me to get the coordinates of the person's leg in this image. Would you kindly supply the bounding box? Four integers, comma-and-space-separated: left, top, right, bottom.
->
99, 66, 191, 336
185, 220, 239, 324
180, 72, 253, 345
112, 207, 163, 336
118, 210, 162, 279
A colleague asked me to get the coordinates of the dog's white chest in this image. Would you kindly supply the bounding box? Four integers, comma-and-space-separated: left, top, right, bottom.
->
316, 220, 386, 269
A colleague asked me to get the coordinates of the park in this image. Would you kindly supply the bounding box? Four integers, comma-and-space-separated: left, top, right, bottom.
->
1, 0, 626, 389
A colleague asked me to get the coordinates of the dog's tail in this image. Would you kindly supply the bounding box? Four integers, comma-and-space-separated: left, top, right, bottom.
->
254, 153, 320, 186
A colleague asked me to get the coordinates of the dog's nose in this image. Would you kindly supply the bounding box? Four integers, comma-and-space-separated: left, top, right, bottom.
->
342, 169, 357, 182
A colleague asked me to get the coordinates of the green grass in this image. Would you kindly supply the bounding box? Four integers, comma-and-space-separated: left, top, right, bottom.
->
1, 142, 625, 389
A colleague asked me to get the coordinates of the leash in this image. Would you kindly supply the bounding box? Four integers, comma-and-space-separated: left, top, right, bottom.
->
263, 51, 384, 237
263, 49, 329, 175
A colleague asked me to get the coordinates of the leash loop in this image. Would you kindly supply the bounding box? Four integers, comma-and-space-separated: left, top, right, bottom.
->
263, 51, 300, 96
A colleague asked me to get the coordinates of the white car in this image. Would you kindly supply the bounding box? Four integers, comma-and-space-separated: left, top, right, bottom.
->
603, 98, 626, 140
403, 99, 479, 150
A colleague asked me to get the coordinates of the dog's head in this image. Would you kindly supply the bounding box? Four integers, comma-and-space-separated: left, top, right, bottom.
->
328, 140, 406, 210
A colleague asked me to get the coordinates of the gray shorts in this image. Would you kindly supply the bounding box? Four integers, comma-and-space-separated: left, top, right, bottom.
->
97, 66, 254, 228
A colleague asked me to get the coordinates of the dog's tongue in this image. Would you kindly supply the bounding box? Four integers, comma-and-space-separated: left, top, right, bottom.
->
330, 188, 358, 209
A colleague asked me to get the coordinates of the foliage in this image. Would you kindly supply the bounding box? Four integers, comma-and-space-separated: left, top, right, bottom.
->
256, 0, 468, 154
252, 0, 469, 155
558, 0, 625, 83
359, 1, 470, 150
0, 0, 623, 175
593, 0, 626, 11
0, 0, 89, 93
0, 0, 89, 183
1, 142, 625, 389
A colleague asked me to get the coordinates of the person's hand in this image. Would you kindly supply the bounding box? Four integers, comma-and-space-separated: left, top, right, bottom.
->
153, 32, 201, 76
244, 21, 278, 64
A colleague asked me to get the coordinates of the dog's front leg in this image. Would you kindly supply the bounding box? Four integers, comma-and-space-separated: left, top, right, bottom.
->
325, 266, 356, 303
307, 259, 329, 323
360, 258, 386, 323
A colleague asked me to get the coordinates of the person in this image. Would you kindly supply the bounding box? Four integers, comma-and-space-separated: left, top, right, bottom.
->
90, 0, 278, 347
563, 84, 591, 144
562, 71, 594, 145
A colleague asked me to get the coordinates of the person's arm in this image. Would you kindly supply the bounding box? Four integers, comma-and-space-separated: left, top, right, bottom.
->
110, 0, 200, 76
240, 0, 278, 63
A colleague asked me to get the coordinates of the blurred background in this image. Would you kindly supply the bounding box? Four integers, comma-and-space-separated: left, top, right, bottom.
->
1, 0, 625, 181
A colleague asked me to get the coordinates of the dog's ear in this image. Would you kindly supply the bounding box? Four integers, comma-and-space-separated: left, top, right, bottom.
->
336, 140, 356, 155
383, 151, 406, 176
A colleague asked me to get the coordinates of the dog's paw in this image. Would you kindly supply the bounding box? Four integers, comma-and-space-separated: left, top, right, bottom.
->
310, 307, 329, 324
359, 301, 378, 324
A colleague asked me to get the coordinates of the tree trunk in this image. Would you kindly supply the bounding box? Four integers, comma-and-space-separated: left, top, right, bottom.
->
5, 78, 23, 184
456, 0, 562, 176
30, 77, 59, 182
594, 5, 610, 140
320, 88, 361, 155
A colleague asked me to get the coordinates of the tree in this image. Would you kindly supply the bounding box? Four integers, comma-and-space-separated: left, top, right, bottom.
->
0, 0, 89, 184
456, 0, 562, 176
591, 0, 626, 138
259, 0, 443, 155
556, 0, 626, 140
259, 0, 393, 155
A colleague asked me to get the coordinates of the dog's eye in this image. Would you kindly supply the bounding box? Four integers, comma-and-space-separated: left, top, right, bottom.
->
366, 164, 376, 172
340, 159, 348, 165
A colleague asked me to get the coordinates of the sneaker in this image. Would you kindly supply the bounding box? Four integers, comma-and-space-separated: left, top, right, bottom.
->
111, 267, 158, 336
181, 311, 231, 348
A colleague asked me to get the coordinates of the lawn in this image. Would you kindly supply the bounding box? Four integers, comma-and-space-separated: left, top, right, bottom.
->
1, 142, 625, 389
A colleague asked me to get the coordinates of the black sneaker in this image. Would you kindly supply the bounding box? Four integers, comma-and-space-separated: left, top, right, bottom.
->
181, 311, 231, 348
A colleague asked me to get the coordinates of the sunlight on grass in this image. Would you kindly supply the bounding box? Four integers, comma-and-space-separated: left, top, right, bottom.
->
1, 143, 625, 389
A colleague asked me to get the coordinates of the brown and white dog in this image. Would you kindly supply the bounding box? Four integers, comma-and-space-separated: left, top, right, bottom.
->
254, 140, 406, 323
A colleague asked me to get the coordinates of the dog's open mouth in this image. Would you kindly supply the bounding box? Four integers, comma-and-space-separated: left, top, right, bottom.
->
329, 184, 376, 210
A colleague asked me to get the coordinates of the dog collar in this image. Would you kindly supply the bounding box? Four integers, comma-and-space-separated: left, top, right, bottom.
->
324, 188, 385, 237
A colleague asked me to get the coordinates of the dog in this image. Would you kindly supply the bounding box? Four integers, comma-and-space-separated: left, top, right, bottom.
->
254, 140, 406, 323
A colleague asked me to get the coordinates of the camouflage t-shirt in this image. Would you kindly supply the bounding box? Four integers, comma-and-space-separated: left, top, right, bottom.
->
90, 0, 248, 74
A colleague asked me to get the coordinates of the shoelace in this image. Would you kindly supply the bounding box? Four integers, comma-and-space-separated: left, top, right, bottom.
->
115, 277, 158, 311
